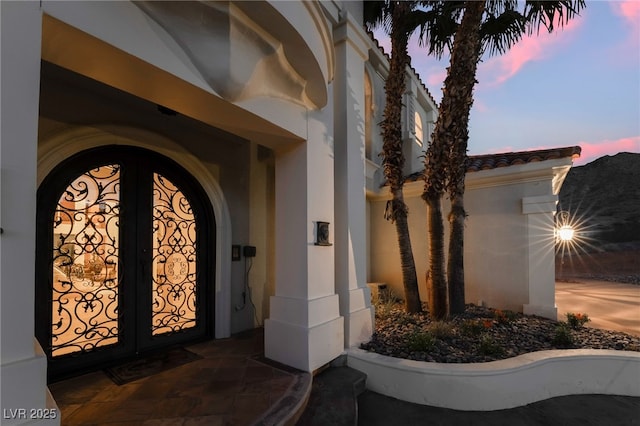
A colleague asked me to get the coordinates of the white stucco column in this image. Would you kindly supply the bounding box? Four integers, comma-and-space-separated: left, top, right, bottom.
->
522, 195, 558, 319
332, 12, 374, 348
1, 2, 59, 425
264, 102, 344, 372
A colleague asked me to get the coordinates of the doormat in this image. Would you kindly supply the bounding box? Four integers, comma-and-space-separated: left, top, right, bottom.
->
104, 348, 202, 385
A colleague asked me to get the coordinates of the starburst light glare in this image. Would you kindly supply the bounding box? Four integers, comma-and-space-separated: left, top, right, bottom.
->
557, 224, 574, 242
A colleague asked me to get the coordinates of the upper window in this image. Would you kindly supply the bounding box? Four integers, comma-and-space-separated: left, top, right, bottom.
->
414, 111, 423, 146
365, 71, 373, 159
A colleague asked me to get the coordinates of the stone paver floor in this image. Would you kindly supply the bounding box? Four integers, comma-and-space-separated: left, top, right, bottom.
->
49, 329, 301, 425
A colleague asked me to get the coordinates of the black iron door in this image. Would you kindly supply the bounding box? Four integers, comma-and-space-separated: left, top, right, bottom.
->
36, 146, 214, 381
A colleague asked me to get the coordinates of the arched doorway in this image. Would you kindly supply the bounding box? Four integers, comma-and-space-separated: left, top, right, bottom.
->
36, 146, 215, 381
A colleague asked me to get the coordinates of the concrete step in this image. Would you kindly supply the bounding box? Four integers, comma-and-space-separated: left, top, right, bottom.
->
295, 365, 368, 426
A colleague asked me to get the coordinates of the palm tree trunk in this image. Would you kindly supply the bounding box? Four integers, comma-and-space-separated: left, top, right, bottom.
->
423, 103, 448, 320
381, 1, 422, 313
447, 196, 465, 314
442, 1, 486, 315
391, 190, 422, 313
425, 194, 447, 319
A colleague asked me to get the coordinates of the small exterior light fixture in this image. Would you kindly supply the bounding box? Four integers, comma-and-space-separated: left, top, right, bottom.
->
555, 210, 574, 243
557, 224, 574, 242
315, 221, 331, 246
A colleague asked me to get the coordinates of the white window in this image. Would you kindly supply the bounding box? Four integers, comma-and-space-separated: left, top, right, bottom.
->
365, 71, 373, 159
414, 111, 423, 146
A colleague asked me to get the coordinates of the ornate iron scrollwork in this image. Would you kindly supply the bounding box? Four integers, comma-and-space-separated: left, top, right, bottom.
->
151, 173, 197, 335
51, 165, 120, 357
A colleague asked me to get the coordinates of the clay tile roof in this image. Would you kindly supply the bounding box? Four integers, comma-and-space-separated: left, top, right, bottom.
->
465, 146, 581, 173
399, 146, 581, 184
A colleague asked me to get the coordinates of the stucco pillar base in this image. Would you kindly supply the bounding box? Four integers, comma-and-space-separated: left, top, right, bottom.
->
344, 306, 374, 348
340, 287, 374, 347
265, 294, 344, 372
264, 316, 344, 372
0, 341, 60, 426
523, 303, 557, 320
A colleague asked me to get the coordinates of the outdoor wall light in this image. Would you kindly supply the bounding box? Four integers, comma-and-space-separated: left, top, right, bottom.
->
558, 224, 575, 242
315, 221, 332, 246
556, 211, 575, 242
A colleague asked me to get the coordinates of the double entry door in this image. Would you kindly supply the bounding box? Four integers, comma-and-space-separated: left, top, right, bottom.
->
36, 146, 214, 380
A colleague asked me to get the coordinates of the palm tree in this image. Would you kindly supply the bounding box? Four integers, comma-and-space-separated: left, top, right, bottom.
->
364, 1, 424, 313
439, 1, 486, 316
422, 0, 585, 315
420, 1, 462, 320
366, 1, 460, 317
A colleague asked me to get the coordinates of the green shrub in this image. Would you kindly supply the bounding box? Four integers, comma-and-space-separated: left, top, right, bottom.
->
373, 288, 401, 320
477, 334, 503, 356
428, 321, 455, 339
552, 323, 574, 347
407, 330, 435, 352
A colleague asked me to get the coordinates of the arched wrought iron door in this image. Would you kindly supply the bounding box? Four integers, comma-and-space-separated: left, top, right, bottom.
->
36, 146, 214, 381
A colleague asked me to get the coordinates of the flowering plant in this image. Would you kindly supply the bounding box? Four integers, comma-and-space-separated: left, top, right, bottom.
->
566, 312, 590, 329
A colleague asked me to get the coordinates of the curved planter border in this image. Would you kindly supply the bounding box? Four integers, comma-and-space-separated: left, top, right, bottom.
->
347, 348, 640, 411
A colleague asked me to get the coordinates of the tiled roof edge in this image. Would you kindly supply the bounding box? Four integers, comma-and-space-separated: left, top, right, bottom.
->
365, 29, 439, 108
399, 146, 582, 184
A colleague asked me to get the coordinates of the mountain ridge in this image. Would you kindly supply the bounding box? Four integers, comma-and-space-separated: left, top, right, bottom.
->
558, 151, 640, 248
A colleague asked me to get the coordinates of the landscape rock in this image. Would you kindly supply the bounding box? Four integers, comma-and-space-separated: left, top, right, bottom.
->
360, 304, 640, 364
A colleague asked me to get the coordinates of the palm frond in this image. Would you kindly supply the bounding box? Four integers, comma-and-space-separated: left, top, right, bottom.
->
363, 0, 391, 32
524, 1, 586, 35
416, 1, 464, 59
480, 9, 526, 57
484, 0, 518, 17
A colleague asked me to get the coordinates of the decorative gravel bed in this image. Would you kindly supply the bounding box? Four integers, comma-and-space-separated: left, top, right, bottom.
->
360, 303, 640, 364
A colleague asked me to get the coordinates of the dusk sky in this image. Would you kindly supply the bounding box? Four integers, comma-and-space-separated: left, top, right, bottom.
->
373, 1, 640, 166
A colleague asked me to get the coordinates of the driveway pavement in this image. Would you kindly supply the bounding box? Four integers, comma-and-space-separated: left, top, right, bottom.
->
556, 279, 640, 336
358, 392, 640, 426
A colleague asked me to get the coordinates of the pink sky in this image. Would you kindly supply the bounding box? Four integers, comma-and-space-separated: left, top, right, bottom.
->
412, 8, 584, 90
373, 3, 639, 165
611, 1, 640, 40
477, 17, 582, 88
572, 137, 640, 166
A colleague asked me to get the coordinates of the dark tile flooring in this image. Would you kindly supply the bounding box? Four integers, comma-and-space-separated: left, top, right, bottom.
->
49, 328, 308, 425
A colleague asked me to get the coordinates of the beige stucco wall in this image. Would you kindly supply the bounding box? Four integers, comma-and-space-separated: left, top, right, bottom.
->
369, 193, 431, 300
368, 159, 573, 316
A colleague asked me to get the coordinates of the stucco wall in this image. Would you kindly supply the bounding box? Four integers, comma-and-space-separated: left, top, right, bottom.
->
368, 159, 572, 315
465, 181, 540, 311
369, 194, 431, 300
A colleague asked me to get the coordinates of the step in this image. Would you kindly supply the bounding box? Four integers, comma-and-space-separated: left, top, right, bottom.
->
295, 365, 368, 426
